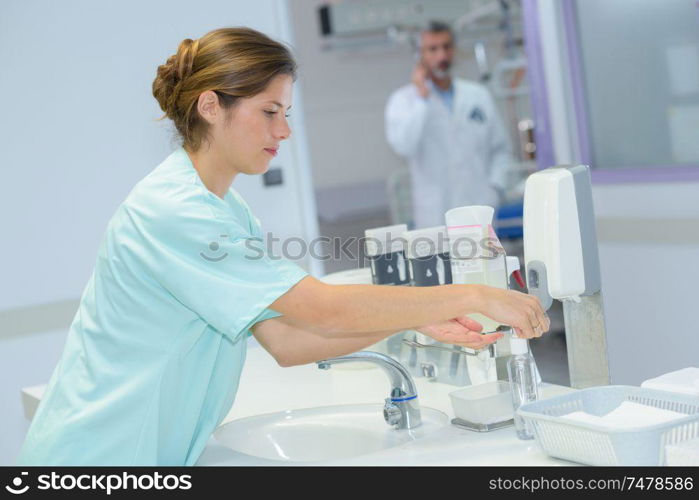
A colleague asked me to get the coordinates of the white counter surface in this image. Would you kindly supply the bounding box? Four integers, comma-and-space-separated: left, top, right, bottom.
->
196, 342, 578, 466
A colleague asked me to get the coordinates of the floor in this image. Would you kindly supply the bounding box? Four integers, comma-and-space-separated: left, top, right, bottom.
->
317, 211, 570, 387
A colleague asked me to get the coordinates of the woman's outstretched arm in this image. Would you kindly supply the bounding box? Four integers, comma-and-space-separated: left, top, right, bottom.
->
269, 276, 548, 340
251, 314, 502, 367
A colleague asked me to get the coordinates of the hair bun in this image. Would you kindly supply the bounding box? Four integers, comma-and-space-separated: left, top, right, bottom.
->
152, 38, 200, 117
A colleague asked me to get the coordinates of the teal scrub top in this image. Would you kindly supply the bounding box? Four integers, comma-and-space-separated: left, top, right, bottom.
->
17, 147, 308, 466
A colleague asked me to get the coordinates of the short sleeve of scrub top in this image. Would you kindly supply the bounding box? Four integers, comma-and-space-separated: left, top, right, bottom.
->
137, 179, 304, 339
17, 147, 308, 466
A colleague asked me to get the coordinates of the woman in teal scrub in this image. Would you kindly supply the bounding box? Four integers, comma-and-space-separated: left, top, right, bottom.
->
18, 27, 549, 466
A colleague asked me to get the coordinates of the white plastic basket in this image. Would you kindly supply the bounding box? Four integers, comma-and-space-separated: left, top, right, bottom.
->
518, 385, 699, 466
666, 437, 699, 466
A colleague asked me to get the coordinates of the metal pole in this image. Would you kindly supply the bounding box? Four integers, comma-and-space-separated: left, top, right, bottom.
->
561, 291, 611, 388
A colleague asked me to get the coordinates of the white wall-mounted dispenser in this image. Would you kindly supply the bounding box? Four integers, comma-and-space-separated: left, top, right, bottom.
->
523, 165, 610, 388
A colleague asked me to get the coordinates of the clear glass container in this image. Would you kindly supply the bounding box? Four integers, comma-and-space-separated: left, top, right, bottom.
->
507, 338, 540, 440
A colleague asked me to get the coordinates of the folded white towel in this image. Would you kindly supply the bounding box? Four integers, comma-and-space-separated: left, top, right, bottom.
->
561, 401, 686, 429
641, 367, 699, 396
560, 411, 607, 426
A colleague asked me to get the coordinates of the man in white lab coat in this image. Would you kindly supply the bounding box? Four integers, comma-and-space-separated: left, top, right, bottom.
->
385, 21, 511, 229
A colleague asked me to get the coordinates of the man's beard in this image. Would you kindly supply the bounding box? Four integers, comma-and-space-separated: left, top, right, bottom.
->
431, 62, 451, 80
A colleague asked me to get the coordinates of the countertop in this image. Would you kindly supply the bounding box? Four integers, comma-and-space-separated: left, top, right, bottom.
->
195, 341, 578, 466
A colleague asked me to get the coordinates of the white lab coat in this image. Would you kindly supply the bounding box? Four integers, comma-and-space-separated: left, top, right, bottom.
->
385, 78, 511, 229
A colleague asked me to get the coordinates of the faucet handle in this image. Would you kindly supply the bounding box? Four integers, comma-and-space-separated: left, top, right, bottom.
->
383, 398, 402, 427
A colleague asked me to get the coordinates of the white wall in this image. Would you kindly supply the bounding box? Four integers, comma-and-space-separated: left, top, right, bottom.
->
594, 183, 699, 385
0, 0, 319, 314
289, 0, 412, 194
538, 0, 699, 385
0, 329, 66, 464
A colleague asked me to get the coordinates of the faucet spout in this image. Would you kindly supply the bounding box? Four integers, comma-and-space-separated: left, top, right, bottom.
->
316, 351, 421, 429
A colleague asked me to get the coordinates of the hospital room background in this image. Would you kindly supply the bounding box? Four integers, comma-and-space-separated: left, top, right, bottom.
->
1, 0, 698, 465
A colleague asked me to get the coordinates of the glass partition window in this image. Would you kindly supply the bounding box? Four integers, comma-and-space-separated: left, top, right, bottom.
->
572, 0, 699, 170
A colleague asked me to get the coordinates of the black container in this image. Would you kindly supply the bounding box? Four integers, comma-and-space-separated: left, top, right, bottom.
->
403, 226, 453, 286
364, 224, 410, 286
409, 253, 453, 286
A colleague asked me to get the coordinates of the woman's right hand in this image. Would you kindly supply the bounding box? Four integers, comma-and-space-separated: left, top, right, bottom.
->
474, 285, 550, 339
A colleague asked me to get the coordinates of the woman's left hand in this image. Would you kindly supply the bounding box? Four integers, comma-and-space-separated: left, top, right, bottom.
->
415, 316, 504, 351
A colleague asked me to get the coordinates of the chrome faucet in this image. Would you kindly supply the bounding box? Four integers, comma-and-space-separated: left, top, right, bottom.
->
316, 351, 422, 430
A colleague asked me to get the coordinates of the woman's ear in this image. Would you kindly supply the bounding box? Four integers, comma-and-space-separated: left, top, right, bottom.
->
196, 90, 220, 125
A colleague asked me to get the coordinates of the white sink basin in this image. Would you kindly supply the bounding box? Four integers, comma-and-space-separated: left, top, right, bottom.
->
213, 403, 448, 463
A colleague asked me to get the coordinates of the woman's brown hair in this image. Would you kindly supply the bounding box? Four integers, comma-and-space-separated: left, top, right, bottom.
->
152, 27, 297, 151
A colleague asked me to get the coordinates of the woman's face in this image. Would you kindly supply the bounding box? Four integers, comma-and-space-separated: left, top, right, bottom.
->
209, 74, 293, 175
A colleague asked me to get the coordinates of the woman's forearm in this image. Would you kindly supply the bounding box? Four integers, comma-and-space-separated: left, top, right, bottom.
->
271, 276, 482, 334
272, 276, 546, 340
323, 284, 481, 333
252, 316, 402, 367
